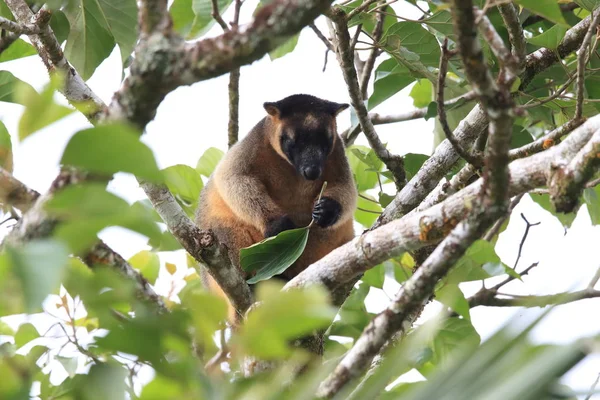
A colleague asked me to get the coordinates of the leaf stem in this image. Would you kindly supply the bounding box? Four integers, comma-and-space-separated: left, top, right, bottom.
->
308, 181, 328, 229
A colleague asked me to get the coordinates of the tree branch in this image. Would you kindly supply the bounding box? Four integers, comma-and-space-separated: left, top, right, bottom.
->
475, 8, 517, 82
469, 288, 600, 308
437, 39, 483, 167
106, 0, 336, 129
287, 114, 600, 304
549, 128, 600, 213
359, 5, 385, 100
330, 8, 405, 189
378, 10, 600, 227
342, 91, 477, 144
0, 169, 167, 313
0, 168, 40, 213
497, 2, 526, 73
139, 182, 253, 318
521, 14, 593, 90
0, 15, 40, 34
227, 0, 242, 148
139, 0, 169, 37
211, 0, 230, 31
4, 0, 106, 122
575, 9, 600, 121
310, 22, 334, 52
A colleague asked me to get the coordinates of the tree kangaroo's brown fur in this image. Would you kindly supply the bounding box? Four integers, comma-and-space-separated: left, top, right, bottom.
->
196, 95, 357, 309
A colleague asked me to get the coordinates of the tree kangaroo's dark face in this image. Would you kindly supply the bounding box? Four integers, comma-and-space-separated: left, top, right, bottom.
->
263, 94, 349, 181
279, 114, 334, 180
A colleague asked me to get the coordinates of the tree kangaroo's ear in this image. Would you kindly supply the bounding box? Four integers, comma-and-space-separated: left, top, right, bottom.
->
263, 102, 281, 118
332, 102, 349, 116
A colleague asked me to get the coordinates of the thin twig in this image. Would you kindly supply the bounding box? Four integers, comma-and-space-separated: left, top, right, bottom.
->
359, 5, 385, 100
227, 0, 242, 148
584, 373, 600, 400
587, 265, 600, 290
497, 2, 526, 73
350, 23, 362, 53
576, 9, 600, 120
310, 23, 334, 51
483, 193, 524, 241
512, 213, 541, 270
438, 39, 483, 166
342, 90, 477, 144
211, 0, 229, 31
347, 0, 380, 20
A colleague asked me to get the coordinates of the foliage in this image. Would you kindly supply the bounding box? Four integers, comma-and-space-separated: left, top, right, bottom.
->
0, 0, 598, 399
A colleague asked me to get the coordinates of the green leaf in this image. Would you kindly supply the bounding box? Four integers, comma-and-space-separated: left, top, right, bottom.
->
410, 79, 433, 108
61, 123, 161, 182
354, 193, 381, 228
362, 263, 385, 288
515, 0, 568, 26
128, 251, 160, 285
196, 147, 224, 177
162, 165, 203, 205
430, 317, 480, 365
237, 281, 336, 359
46, 183, 162, 252
404, 153, 429, 180
50, 10, 71, 44
393, 255, 414, 283
328, 283, 371, 339
99, 0, 138, 65
347, 145, 382, 191
531, 192, 578, 228
56, 356, 78, 378
382, 21, 441, 67
527, 25, 568, 50
574, 0, 600, 11
446, 240, 508, 284
0, 121, 13, 173
8, 240, 69, 313
0, 71, 37, 105
179, 283, 227, 353
0, 39, 36, 63
583, 185, 600, 225
15, 323, 39, 348
241, 227, 309, 284
379, 192, 394, 208
424, 11, 455, 41
17, 76, 74, 141
83, 364, 128, 400
171, 0, 233, 40
269, 34, 300, 60
368, 58, 414, 110
436, 284, 470, 320
64, 0, 116, 80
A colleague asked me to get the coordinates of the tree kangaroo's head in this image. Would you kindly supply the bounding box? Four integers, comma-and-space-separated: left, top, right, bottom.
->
264, 94, 349, 181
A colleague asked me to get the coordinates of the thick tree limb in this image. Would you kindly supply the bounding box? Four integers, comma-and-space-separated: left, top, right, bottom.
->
330, 8, 406, 189
317, 206, 498, 398
549, 129, 600, 213
139, 0, 169, 37
139, 182, 253, 317
287, 114, 600, 300
105, 0, 337, 128
375, 105, 488, 226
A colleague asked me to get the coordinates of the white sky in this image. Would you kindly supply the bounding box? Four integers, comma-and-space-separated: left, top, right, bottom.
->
0, 1, 598, 397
